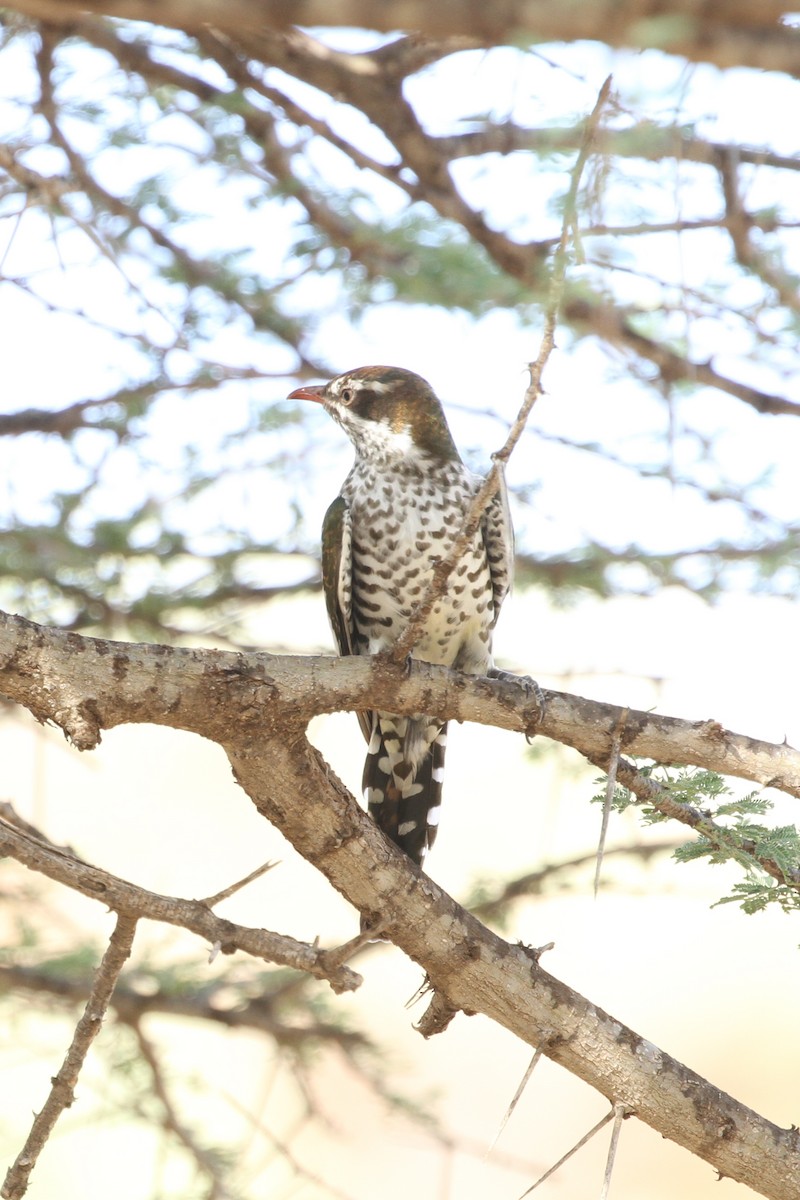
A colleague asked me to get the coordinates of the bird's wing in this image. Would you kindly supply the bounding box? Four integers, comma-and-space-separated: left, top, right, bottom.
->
481, 464, 515, 627
321, 495, 372, 741
321, 495, 353, 656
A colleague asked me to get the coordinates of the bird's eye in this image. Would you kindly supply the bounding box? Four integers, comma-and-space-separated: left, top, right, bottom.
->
340, 387, 354, 405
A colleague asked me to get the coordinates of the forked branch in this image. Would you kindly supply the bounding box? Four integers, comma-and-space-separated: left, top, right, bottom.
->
0, 815, 361, 994
2, 609, 800, 1197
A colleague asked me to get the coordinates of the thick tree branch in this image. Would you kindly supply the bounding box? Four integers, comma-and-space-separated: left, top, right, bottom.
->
1, 613, 796, 797
228, 30, 800, 418
2, 613, 800, 1194
3, 2, 797, 78
207, 749, 800, 1200
564, 295, 800, 418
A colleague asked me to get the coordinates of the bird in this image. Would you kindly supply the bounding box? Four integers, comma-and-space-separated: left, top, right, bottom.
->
288, 365, 515, 871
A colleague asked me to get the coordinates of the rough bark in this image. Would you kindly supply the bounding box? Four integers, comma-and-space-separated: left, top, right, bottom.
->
3, 1, 797, 78
2, 609, 800, 1198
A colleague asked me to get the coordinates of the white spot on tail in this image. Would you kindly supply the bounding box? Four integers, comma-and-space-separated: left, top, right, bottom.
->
384, 716, 408, 737
378, 755, 398, 775
427, 805, 442, 827
397, 820, 417, 837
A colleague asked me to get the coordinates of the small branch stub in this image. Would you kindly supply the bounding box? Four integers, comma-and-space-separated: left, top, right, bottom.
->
416, 987, 458, 1039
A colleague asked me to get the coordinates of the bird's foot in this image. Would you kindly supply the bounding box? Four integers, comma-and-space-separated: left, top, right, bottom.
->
375, 647, 414, 676
486, 667, 546, 740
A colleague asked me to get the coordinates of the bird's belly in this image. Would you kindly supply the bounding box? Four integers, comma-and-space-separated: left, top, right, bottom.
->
350, 504, 494, 672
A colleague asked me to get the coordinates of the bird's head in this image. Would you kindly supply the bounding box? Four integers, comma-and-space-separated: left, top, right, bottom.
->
288, 365, 459, 464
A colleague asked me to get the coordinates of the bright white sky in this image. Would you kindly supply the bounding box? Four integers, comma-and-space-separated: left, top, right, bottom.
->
0, 30, 798, 594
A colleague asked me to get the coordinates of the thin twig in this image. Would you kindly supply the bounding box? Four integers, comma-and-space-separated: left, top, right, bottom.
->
1, 913, 138, 1200
472, 839, 678, 920
0, 962, 370, 1048
388, 75, 614, 665
487, 1037, 553, 1153
221, 1087, 360, 1200
200, 859, 279, 907
317, 921, 387, 973
0, 800, 76, 853
584, 751, 800, 893
517, 1109, 616, 1198
497, 74, 615, 468
595, 707, 629, 898
600, 1103, 631, 1200
0, 817, 361, 993
129, 1019, 237, 1200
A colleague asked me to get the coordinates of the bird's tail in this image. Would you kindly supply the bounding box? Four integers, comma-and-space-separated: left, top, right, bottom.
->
362, 713, 448, 867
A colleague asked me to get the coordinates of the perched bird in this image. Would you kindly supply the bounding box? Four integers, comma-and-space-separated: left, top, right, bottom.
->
289, 365, 515, 869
